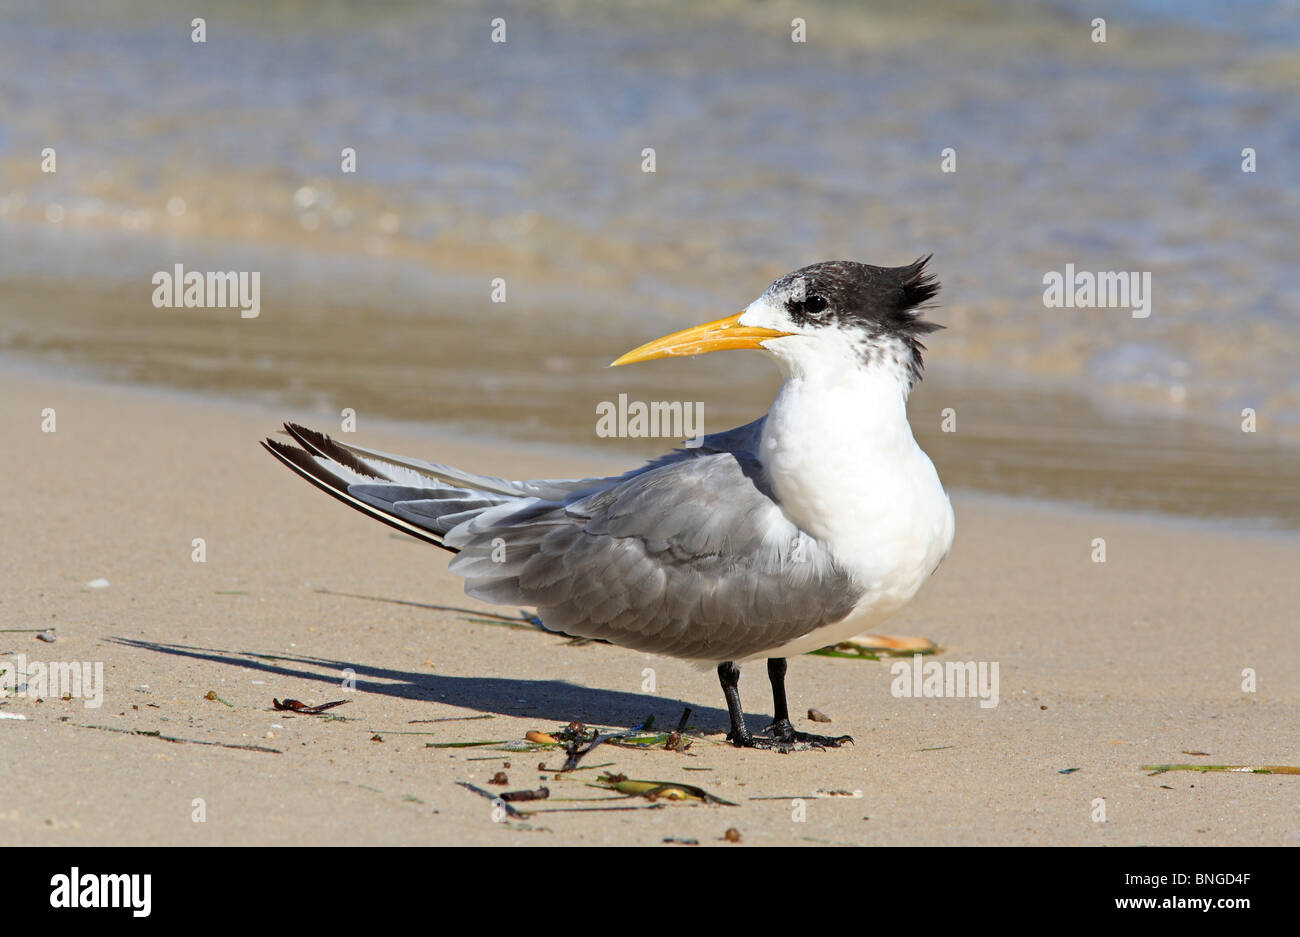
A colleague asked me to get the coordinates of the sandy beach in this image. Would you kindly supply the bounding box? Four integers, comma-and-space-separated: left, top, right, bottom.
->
3, 363, 1296, 846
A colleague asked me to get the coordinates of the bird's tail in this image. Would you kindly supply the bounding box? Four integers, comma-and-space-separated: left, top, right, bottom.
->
260, 423, 513, 552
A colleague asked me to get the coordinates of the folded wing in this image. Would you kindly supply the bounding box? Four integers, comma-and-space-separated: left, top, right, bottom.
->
263, 421, 863, 661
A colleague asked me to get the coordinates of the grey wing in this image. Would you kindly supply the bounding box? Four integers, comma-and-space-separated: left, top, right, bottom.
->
261, 420, 863, 661
444, 447, 864, 662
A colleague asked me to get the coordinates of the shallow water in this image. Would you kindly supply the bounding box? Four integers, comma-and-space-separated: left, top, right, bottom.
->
0, 0, 1296, 525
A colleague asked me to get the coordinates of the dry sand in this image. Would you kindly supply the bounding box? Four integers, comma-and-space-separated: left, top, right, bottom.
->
3, 363, 1297, 846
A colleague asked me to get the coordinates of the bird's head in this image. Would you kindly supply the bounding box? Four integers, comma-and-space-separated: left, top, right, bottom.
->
611, 257, 942, 389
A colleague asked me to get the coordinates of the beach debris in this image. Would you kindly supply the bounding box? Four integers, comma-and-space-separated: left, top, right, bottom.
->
86, 578, 110, 589
554, 709, 702, 757
664, 837, 699, 845
1181, 750, 1210, 756
591, 772, 737, 806
71, 722, 281, 753
546, 762, 618, 776
458, 781, 523, 818
812, 632, 937, 660
500, 786, 550, 803
724, 828, 742, 842
552, 716, 660, 771
427, 738, 515, 749
1141, 763, 1300, 776
554, 720, 608, 770
606, 711, 704, 755
203, 690, 234, 708
272, 698, 348, 715
431, 715, 702, 760
1058, 767, 1081, 774
370, 734, 384, 742
36, 630, 57, 643
749, 791, 859, 801
0, 712, 27, 721
489, 772, 509, 786
807, 708, 831, 723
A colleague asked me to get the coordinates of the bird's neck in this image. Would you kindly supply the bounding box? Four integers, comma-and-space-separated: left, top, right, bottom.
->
767, 352, 917, 450
759, 357, 926, 541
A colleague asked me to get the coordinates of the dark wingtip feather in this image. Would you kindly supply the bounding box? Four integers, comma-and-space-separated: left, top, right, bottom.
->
261, 436, 357, 500
260, 436, 451, 550
283, 422, 392, 481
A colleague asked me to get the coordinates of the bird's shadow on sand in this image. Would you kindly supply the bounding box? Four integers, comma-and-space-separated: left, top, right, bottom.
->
106, 634, 766, 735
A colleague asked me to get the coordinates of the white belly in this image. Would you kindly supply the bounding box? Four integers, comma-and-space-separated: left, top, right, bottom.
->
749, 469, 953, 658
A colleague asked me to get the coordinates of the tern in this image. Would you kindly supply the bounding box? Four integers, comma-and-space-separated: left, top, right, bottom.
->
263, 258, 954, 751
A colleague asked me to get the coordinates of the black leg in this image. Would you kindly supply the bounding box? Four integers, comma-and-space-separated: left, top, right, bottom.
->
717, 658, 854, 752
717, 661, 752, 746
761, 657, 854, 752
768, 657, 790, 723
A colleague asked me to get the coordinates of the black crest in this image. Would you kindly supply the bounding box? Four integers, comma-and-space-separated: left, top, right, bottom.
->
772, 256, 942, 385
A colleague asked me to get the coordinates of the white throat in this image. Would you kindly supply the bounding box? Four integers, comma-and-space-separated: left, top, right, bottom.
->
760, 342, 916, 538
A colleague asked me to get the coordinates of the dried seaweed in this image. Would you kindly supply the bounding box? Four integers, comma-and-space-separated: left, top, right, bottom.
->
1141, 763, 1300, 776
590, 772, 736, 806
272, 698, 349, 715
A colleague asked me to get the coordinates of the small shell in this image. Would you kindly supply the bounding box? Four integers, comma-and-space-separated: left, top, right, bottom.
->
845, 633, 935, 651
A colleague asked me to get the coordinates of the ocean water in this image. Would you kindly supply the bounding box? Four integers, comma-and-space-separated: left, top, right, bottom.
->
0, 0, 1296, 524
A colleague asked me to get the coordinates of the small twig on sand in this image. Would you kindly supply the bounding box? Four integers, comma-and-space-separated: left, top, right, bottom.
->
457, 781, 523, 818
69, 723, 281, 754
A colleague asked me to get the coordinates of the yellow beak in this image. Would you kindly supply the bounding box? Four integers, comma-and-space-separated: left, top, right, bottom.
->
610, 312, 792, 367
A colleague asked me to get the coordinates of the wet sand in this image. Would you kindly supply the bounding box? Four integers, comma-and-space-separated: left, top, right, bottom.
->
3, 269, 1296, 529
3, 365, 1297, 845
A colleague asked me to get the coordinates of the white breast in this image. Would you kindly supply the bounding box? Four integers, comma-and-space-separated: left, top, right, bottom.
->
750, 347, 954, 659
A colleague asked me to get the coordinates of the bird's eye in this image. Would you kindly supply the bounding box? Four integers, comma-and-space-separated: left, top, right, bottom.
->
795, 294, 828, 317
